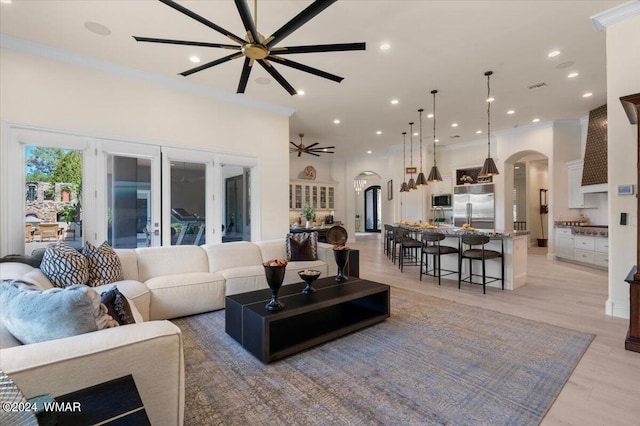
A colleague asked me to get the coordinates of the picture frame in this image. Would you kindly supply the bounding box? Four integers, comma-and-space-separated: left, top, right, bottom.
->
387, 180, 393, 200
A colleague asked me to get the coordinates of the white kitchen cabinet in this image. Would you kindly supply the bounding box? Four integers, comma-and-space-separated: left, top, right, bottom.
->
290, 180, 335, 211
567, 160, 597, 208
430, 175, 453, 195
574, 235, 595, 251
555, 228, 575, 260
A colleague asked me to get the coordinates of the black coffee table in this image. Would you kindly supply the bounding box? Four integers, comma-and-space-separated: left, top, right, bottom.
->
225, 277, 390, 363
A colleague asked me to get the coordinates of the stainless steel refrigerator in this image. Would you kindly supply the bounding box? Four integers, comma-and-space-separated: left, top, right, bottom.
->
453, 184, 495, 230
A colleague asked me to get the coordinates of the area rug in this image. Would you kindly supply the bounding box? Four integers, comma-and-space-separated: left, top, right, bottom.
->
172, 288, 594, 425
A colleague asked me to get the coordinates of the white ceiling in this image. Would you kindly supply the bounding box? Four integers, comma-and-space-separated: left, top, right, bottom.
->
0, 0, 624, 158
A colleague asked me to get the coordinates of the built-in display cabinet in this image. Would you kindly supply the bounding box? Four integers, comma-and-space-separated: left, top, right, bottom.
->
566, 160, 597, 208
289, 180, 335, 211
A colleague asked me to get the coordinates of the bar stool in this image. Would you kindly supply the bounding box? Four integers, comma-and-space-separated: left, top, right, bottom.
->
396, 227, 421, 272
420, 231, 460, 286
383, 224, 395, 259
458, 234, 504, 294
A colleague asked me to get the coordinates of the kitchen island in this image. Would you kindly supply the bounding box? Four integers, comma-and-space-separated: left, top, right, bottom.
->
398, 225, 529, 291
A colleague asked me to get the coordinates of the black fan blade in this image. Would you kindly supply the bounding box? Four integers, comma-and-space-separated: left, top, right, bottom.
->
290, 141, 299, 148
306, 152, 321, 157
133, 36, 241, 50
310, 146, 335, 151
234, 0, 260, 44
267, 56, 343, 83
298, 151, 302, 157
237, 57, 253, 93
271, 42, 366, 55
305, 142, 320, 149
180, 52, 243, 76
257, 60, 297, 95
265, 0, 337, 48
159, 0, 245, 44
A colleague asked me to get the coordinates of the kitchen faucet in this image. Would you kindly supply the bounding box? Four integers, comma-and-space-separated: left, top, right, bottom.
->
432, 206, 445, 227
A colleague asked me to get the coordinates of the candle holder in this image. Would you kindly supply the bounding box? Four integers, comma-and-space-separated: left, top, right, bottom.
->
263, 263, 287, 311
298, 270, 321, 294
333, 248, 350, 283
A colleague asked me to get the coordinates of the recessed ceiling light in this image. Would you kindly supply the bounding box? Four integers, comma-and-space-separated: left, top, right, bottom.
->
84, 21, 112, 36
323, 148, 328, 152
567, 72, 579, 78
297, 90, 305, 95
507, 110, 515, 115
333, 119, 341, 124
434, 139, 440, 143
367, 150, 372, 154
451, 123, 458, 128
189, 56, 201, 63
391, 99, 399, 105
475, 130, 482, 134
486, 97, 495, 103
583, 92, 593, 98
376, 130, 382, 135
548, 50, 561, 58
413, 132, 418, 136
427, 114, 434, 118
0, 0, 13, 4
515, 166, 520, 169
380, 42, 391, 51
532, 118, 540, 123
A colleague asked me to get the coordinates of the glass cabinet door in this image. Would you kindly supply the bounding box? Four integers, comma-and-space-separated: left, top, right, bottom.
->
304, 184, 311, 207
320, 186, 327, 209
295, 184, 303, 209
289, 184, 293, 209
328, 186, 335, 209
312, 185, 319, 209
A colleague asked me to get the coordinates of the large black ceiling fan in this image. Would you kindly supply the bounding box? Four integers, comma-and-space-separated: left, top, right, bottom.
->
134, 0, 366, 95
290, 133, 334, 157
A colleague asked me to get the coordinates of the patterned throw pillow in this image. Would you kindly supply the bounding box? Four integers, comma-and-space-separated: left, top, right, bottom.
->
100, 287, 135, 325
40, 242, 89, 288
83, 241, 123, 287
286, 232, 318, 261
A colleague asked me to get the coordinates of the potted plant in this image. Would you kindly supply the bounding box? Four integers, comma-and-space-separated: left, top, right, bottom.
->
301, 204, 315, 228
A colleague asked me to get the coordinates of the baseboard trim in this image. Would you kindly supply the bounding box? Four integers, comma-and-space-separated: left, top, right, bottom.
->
606, 299, 630, 319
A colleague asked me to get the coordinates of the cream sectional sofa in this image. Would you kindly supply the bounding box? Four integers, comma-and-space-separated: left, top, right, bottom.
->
0, 239, 338, 426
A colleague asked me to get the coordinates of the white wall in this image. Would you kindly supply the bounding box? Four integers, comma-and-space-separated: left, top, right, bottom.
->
604, 13, 640, 318
0, 48, 291, 244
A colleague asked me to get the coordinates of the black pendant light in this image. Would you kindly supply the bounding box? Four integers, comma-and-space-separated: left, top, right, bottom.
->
480, 71, 500, 177
428, 89, 443, 182
407, 122, 417, 190
400, 132, 409, 193
416, 109, 428, 186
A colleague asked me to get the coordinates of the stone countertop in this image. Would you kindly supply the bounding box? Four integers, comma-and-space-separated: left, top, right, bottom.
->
396, 224, 530, 238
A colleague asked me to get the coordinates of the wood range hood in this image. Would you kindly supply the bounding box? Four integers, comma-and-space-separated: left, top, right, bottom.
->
580, 104, 608, 193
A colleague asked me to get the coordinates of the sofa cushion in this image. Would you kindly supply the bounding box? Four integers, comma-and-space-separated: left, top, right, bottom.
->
100, 288, 135, 325
201, 242, 264, 273
145, 272, 225, 320
114, 249, 139, 281
135, 246, 209, 282
286, 232, 318, 260
218, 265, 268, 296
40, 242, 89, 288
83, 241, 123, 287
0, 281, 118, 344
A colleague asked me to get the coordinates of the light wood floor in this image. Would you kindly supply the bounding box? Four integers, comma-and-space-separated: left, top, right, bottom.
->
350, 233, 640, 426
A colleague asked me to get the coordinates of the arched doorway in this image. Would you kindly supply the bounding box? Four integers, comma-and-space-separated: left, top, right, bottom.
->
364, 185, 382, 232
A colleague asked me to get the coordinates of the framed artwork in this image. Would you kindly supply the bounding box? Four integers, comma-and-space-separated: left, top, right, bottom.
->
387, 180, 393, 200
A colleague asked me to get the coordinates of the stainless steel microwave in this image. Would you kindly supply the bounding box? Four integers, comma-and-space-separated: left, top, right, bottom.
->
432, 193, 452, 207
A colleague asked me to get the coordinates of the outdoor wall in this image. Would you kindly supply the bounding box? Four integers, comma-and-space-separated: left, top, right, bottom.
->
604, 13, 640, 318
0, 46, 291, 245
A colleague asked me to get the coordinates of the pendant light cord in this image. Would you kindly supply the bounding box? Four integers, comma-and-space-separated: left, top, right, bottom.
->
486, 71, 492, 158
409, 123, 414, 178
402, 132, 407, 172
418, 110, 424, 172
432, 90, 437, 166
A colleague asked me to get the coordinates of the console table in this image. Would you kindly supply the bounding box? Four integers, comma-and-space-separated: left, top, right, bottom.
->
225, 278, 390, 363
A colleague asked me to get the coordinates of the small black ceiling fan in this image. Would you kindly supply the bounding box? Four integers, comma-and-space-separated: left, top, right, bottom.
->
134, 0, 366, 95
290, 133, 334, 157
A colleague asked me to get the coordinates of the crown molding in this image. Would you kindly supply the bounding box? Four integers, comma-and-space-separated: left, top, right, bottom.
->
0, 33, 295, 117
591, 1, 640, 32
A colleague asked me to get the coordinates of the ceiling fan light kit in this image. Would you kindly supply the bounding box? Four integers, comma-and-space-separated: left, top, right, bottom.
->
134, 0, 366, 96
